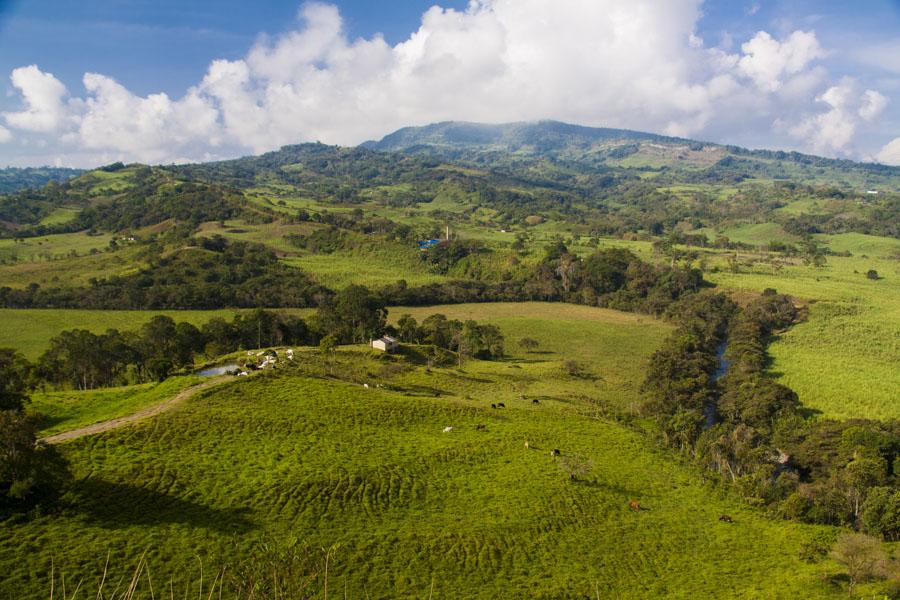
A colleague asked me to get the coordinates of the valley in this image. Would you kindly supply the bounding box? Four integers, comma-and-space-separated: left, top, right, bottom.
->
1, 121, 898, 597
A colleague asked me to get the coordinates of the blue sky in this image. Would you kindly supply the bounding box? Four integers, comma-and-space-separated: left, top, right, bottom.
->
0, 0, 898, 167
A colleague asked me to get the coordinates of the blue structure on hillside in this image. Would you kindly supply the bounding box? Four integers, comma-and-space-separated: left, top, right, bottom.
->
418, 239, 441, 250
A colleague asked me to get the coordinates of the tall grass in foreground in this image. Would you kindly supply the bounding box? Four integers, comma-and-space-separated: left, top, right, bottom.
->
48, 542, 338, 600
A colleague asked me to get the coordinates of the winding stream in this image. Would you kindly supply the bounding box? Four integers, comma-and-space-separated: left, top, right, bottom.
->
704, 340, 730, 428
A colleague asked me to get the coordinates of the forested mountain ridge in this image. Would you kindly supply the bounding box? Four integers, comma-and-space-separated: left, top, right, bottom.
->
1, 122, 898, 243
0, 166, 83, 194
364, 120, 900, 190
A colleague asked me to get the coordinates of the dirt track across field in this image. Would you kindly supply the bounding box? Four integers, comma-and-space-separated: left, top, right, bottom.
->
41, 376, 230, 444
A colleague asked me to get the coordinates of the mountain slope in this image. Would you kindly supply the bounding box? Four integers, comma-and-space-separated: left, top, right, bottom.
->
0, 166, 83, 194
364, 120, 900, 189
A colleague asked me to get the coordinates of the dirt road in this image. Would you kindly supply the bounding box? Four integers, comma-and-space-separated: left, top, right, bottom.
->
41, 376, 230, 444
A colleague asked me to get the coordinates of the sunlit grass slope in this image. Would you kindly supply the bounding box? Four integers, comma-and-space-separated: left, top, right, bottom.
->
0, 304, 844, 598
706, 233, 900, 420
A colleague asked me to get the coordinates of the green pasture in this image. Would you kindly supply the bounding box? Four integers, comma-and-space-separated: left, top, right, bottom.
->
0, 230, 114, 264
0, 244, 142, 288
705, 233, 900, 420
284, 248, 448, 289
38, 206, 82, 226
0, 304, 849, 598
30, 376, 202, 436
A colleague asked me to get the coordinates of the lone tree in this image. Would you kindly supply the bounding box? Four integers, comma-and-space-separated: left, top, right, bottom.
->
319, 335, 338, 375
557, 454, 594, 482
830, 532, 888, 594
518, 337, 539, 352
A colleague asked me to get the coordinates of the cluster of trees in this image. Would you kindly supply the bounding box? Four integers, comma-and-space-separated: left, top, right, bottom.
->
26, 283, 390, 390
394, 313, 504, 361
377, 245, 705, 316
0, 238, 330, 309
35, 311, 314, 389
641, 290, 900, 539
75, 179, 245, 232
0, 350, 70, 509
420, 239, 485, 274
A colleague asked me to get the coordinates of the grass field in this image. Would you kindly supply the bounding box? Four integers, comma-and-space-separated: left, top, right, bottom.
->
0, 230, 113, 264
705, 233, 900, 420
0, 309, 244, 359
0, 304, 850, 598
38, 206, 81, 226
284, 249, 449, 289
0, 245, 143, 289
30, 376, 202, 436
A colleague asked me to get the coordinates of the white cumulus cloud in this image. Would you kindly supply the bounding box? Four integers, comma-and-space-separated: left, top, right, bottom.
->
877, 137, 900, 166
0, 1, 891, 166
74, 73, 220, 163
859, 90, 888, 122
3, 65, 71, 133
788, 79, 887, 156
737, 30, 825, 92
0, 125, 12, 144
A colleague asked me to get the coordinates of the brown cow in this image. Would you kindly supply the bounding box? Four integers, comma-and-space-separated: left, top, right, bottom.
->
719, 514, 733, 523
628, 500, 642, 512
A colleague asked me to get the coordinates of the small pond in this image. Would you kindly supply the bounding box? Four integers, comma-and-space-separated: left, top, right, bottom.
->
197, 364, 240, 377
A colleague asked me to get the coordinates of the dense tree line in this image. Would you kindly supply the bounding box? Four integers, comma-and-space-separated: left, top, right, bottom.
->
0, 350, 70, 510
36, 310, 315, 389
641, 290, 900, 538
376, 245, 705, 316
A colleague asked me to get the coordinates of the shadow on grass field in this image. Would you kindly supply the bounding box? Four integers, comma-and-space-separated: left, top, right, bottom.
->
67, 478, 256, 533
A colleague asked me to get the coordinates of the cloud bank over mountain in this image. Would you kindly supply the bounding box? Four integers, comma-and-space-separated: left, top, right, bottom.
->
1, 0, 896, 167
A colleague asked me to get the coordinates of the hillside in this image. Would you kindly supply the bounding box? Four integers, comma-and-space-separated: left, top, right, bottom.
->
0, 304, 854, 598
0, 166, 83, 194
365, 120, 900, 190
1, 121, 900, 597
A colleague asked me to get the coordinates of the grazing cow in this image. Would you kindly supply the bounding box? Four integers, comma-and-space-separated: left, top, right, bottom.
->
628, 500, 642, 512
532, 399, 540, 405
442, 426, 453, 433
363, 383, 369, 389
550, 449, 561, 456
524, 440, 530, 450
491, 404, 497, 409
719, 515, 733, 523
475, 424, 486, 431
497, 402, 506, 408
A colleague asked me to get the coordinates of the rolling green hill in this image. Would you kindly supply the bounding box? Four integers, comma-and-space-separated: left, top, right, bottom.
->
2, 305, 851, 598
1, 122, 900, 596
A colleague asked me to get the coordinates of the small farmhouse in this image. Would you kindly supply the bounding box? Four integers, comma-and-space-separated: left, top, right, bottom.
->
371, 335, 399, 353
